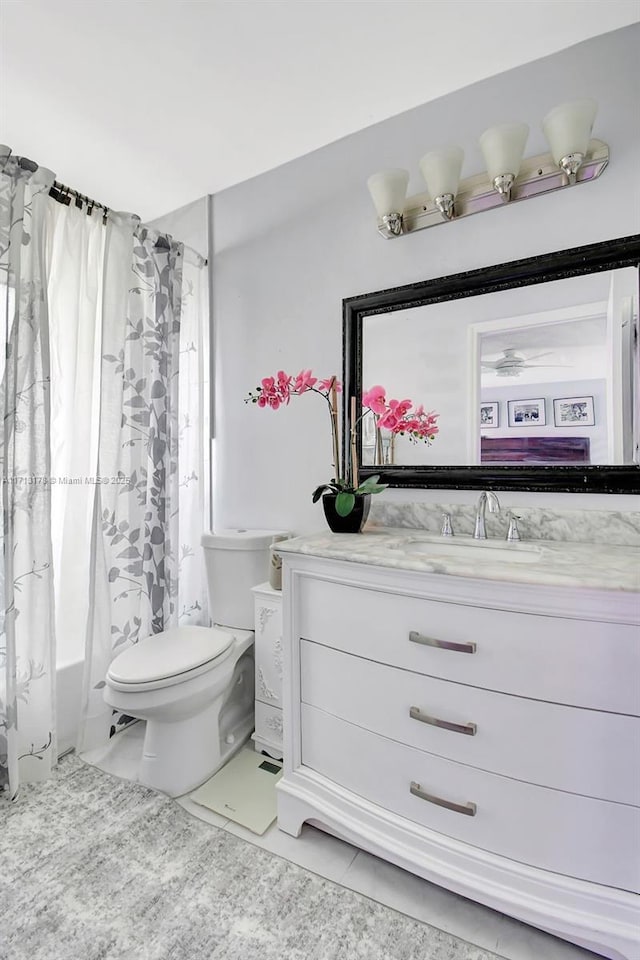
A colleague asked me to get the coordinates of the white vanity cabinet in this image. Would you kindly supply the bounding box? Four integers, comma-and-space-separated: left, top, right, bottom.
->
277, 553, 640, 960
252, 582, 284, 760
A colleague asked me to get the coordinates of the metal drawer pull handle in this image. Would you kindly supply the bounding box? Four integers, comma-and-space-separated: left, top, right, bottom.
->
410, 706, 477, 736
409, 630, 476, 654
410, 781, 477, 817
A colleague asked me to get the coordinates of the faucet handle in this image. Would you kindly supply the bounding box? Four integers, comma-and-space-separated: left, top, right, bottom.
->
506, 511, 522, 542
441, 512, 454, 537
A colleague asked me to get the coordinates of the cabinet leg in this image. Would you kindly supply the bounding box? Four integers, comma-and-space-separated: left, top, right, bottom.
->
276, 786, 306, 837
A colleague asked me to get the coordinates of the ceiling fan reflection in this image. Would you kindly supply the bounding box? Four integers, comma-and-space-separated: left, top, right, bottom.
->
481, 348, 572, 378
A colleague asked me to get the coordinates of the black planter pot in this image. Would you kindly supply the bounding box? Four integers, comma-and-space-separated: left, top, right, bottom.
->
322, 493, 371, 534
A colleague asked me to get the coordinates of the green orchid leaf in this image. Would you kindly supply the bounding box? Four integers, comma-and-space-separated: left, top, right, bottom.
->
356, 475, 388, 494
312, 482, 342, 502
335, 492, 355, 517
356, 477, 378, 491
356, 475, 382, 489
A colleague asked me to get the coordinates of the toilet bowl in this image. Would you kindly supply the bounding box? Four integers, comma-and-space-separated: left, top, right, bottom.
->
102, 528, 286, 797
104, 625, 254, 796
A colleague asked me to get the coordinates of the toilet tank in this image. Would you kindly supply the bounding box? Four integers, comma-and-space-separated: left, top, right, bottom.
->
201, 529, 289, 630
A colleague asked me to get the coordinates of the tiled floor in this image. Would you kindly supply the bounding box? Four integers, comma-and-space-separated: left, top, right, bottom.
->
82, 724, 602, 960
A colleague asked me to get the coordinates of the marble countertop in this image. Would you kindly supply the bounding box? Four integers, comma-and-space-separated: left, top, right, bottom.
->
276, 526, 640, 593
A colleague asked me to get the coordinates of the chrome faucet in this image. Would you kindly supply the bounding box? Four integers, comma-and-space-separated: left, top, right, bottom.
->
473, 490, 501, 539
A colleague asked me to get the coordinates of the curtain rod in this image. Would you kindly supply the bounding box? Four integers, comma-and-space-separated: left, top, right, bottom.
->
49, 178, 208, 265
50, 179, 109, 220
3, 154, 108, 220
4, 148, 207, 264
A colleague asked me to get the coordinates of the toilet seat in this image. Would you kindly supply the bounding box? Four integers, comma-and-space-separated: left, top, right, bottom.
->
106, 625, 234, 691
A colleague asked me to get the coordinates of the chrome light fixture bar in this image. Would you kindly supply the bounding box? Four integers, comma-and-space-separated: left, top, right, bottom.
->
401, 139, 608, 236
368, 99, 607, 239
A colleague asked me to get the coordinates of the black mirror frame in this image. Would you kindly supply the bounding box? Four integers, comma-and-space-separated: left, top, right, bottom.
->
343, 235, 640, 494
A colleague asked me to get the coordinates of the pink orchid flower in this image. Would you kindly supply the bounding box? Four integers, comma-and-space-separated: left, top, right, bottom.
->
388, 398, 412, 418
377, 410, 400, 431
277, 370, 292, 392
318, 376, 342, 393
293, 369, 318, 393
362, 385, 386, 415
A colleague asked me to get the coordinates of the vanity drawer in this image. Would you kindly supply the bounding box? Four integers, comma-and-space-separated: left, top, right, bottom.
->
301, 703, 640, 893
297, 577, 640, 714
300, 640, 640, 805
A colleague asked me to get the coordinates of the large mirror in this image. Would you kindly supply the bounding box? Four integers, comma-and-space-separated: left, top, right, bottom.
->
343, 236, 640, 493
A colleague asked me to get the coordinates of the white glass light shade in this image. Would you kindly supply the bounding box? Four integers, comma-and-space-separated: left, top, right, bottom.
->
419, 146, 464, 199
366, 169, 409, 217
542, 99, 597, 164
479, 123, 529, 180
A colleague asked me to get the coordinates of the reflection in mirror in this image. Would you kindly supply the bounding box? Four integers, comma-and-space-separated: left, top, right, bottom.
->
362, 267, 638, 468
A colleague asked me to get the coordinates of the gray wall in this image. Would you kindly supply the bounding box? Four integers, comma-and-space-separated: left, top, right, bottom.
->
149, 195, 208, 260
212, 25, 640, 534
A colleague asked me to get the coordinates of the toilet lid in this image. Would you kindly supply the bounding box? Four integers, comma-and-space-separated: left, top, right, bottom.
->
107, 626, 234, 684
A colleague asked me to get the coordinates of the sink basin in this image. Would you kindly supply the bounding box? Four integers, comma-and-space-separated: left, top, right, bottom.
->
391, 536, 543, 564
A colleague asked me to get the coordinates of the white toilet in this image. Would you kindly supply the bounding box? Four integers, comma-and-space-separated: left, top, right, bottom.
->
103, 529, 285, 797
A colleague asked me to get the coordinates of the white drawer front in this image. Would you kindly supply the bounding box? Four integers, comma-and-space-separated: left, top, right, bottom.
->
297, 577, 640, 714
255, 701, 283, 752
301, 704, 640, 893
300, 641, 640, 805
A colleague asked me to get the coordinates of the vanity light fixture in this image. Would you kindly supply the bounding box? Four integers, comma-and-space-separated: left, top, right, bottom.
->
367, 99, 607, 238
419, 146, 464, 221
479, 123, 529, 202
542, 98, 598, 184
366, 168, 409, 238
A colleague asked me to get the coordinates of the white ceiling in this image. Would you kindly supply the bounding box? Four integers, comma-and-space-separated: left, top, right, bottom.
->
480, 301, 608, 385
481, 313, 607, 354
2, 1, 638, 220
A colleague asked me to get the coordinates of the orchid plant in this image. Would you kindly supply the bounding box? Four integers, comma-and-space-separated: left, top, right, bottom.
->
361, 385, 440, 443
245, 370, 439, 517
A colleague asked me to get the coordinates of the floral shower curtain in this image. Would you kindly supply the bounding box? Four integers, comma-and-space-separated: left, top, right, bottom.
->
78, 215, 209, 753
0, 145, 210, 788
0, 150, 57, 799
